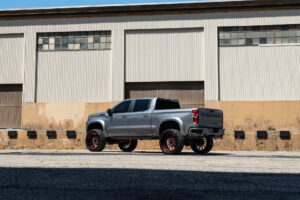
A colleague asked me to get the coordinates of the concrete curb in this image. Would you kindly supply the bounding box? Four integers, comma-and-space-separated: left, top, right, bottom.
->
0, 130, 299, 151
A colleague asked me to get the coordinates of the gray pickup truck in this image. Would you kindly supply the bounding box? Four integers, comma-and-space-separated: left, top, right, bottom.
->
86, 97, 224, 154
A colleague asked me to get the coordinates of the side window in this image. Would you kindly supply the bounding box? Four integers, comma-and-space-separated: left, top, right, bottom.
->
155, 99, 180, 110
133, 99, 151, 112
113, 101, 131, 113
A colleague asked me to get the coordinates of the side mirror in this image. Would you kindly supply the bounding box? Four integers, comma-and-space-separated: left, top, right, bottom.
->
107, 108, 113, 116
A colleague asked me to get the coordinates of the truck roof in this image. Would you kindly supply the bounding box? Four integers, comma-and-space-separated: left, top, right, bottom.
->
125, 97, 179, 102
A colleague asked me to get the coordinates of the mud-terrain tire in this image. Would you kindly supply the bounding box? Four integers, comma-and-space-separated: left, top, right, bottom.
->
85, 129, 106, 152
191, 136, 213, 154
118, 139, 138, 152
159, 129, 184, 155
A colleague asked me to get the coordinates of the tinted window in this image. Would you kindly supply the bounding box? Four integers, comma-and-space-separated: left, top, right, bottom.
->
218, 24, 300, 47
155, 99, 180, 110
133, 99, 150, 112
113, 101, 131, 113
37, 31, 111, 51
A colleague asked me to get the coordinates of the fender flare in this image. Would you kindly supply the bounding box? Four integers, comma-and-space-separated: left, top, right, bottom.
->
157, 117, 186, 136
86, 120, 107, 137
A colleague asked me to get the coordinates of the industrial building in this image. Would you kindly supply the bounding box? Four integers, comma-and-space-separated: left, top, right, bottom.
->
0, 0, 299, 131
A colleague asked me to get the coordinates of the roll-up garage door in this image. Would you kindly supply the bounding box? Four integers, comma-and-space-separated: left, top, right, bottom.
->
0, 84, 22, 128
125, 82, 204, 108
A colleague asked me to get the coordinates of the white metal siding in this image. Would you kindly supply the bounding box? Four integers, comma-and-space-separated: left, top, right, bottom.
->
125, 28, 204, 82
36, 50, 111, 102
0, 9, 299, 102
111, 29, 125, 102
220, 46, 300, 100
0, 34, 24, 84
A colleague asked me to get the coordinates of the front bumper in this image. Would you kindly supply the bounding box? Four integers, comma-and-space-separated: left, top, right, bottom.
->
188, 127, 224, 137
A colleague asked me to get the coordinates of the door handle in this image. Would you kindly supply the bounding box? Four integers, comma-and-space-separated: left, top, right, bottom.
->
143, 114, 149, 117
122, 115, 127, 118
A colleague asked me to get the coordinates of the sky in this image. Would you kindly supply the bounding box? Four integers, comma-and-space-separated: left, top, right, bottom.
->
0, 0, 216, 10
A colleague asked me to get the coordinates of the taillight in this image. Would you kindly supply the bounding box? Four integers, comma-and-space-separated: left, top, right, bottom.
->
192, 110, 199, 123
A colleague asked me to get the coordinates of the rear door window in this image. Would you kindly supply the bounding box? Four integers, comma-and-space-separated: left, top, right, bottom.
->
113, 100, 131, 113
155, 99, 180, 110
133, 99, 151, 112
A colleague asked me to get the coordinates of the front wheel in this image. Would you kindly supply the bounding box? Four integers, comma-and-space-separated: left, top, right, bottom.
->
159, 129, 184, 155
118, 139, 138, 152
191, 136, 213, 154
85, 129, 106, 152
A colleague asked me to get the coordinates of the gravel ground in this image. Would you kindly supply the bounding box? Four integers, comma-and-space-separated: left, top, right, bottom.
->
0, 150, 300, 200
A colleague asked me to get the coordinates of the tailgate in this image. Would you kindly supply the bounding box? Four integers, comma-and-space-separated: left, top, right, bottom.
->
197, 108, 223, 128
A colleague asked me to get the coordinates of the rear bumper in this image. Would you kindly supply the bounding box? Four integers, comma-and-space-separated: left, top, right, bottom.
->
188, 128, 224, 137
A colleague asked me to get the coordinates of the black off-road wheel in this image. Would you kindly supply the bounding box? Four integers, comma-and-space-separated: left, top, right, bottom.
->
118, 139, 138, 152
159, 129, 184, 155
191, 136, 213, 154
85, 129, 106, 152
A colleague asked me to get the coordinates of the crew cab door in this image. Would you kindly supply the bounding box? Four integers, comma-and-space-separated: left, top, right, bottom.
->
106, 100, 133, 137
125, 99, 152, 137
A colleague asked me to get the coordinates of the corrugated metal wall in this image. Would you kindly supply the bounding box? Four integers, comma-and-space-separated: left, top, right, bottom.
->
37, 50, 111, 102
125, 28, 204, 82
0, 9, 299, 102
0, 34, 24, 84
219, 46, 300, 100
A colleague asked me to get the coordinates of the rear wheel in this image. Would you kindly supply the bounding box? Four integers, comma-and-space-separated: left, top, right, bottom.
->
118, 139, 138, 152
191, 136, 213, 154
85, 129, 106, 152
159, 129, 184, 155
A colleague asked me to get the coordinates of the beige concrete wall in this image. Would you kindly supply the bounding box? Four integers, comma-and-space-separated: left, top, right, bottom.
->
1, 131, 299, 151
21, 101, 300, 131
21, 102, 116, 130
206, 101, 300, 131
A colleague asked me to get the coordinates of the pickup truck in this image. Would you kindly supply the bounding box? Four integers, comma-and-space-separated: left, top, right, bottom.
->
86, 97, 224, 154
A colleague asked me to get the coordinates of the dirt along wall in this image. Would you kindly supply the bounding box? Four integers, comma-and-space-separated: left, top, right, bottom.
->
0, 130, 299, 151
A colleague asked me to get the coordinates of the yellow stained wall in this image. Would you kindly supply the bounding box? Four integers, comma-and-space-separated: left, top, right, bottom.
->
21, 102, 116, 130
206, 101, 300, 131
21, 101, 300, 131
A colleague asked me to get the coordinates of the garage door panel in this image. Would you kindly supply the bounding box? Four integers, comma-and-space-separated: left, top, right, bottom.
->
0, 84, 22, 128
0, 85, 22, 105
0, 106, 22, 128
125, 82, 204, 108
181, 104, 204, 109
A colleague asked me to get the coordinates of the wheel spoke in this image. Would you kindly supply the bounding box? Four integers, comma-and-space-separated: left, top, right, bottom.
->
162, 131, 177, 153
87, 132, 99, 150
195, 137, 207, 150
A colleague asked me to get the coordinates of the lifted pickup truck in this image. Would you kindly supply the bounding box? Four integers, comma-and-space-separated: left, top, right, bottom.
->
86, 97, 224, 154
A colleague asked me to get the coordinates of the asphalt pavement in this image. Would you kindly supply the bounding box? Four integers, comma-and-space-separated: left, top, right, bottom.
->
0, 150, 299, 200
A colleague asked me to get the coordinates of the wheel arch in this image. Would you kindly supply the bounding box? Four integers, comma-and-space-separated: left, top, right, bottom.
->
158, 118, 185, 136
86, 121, 106, 136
